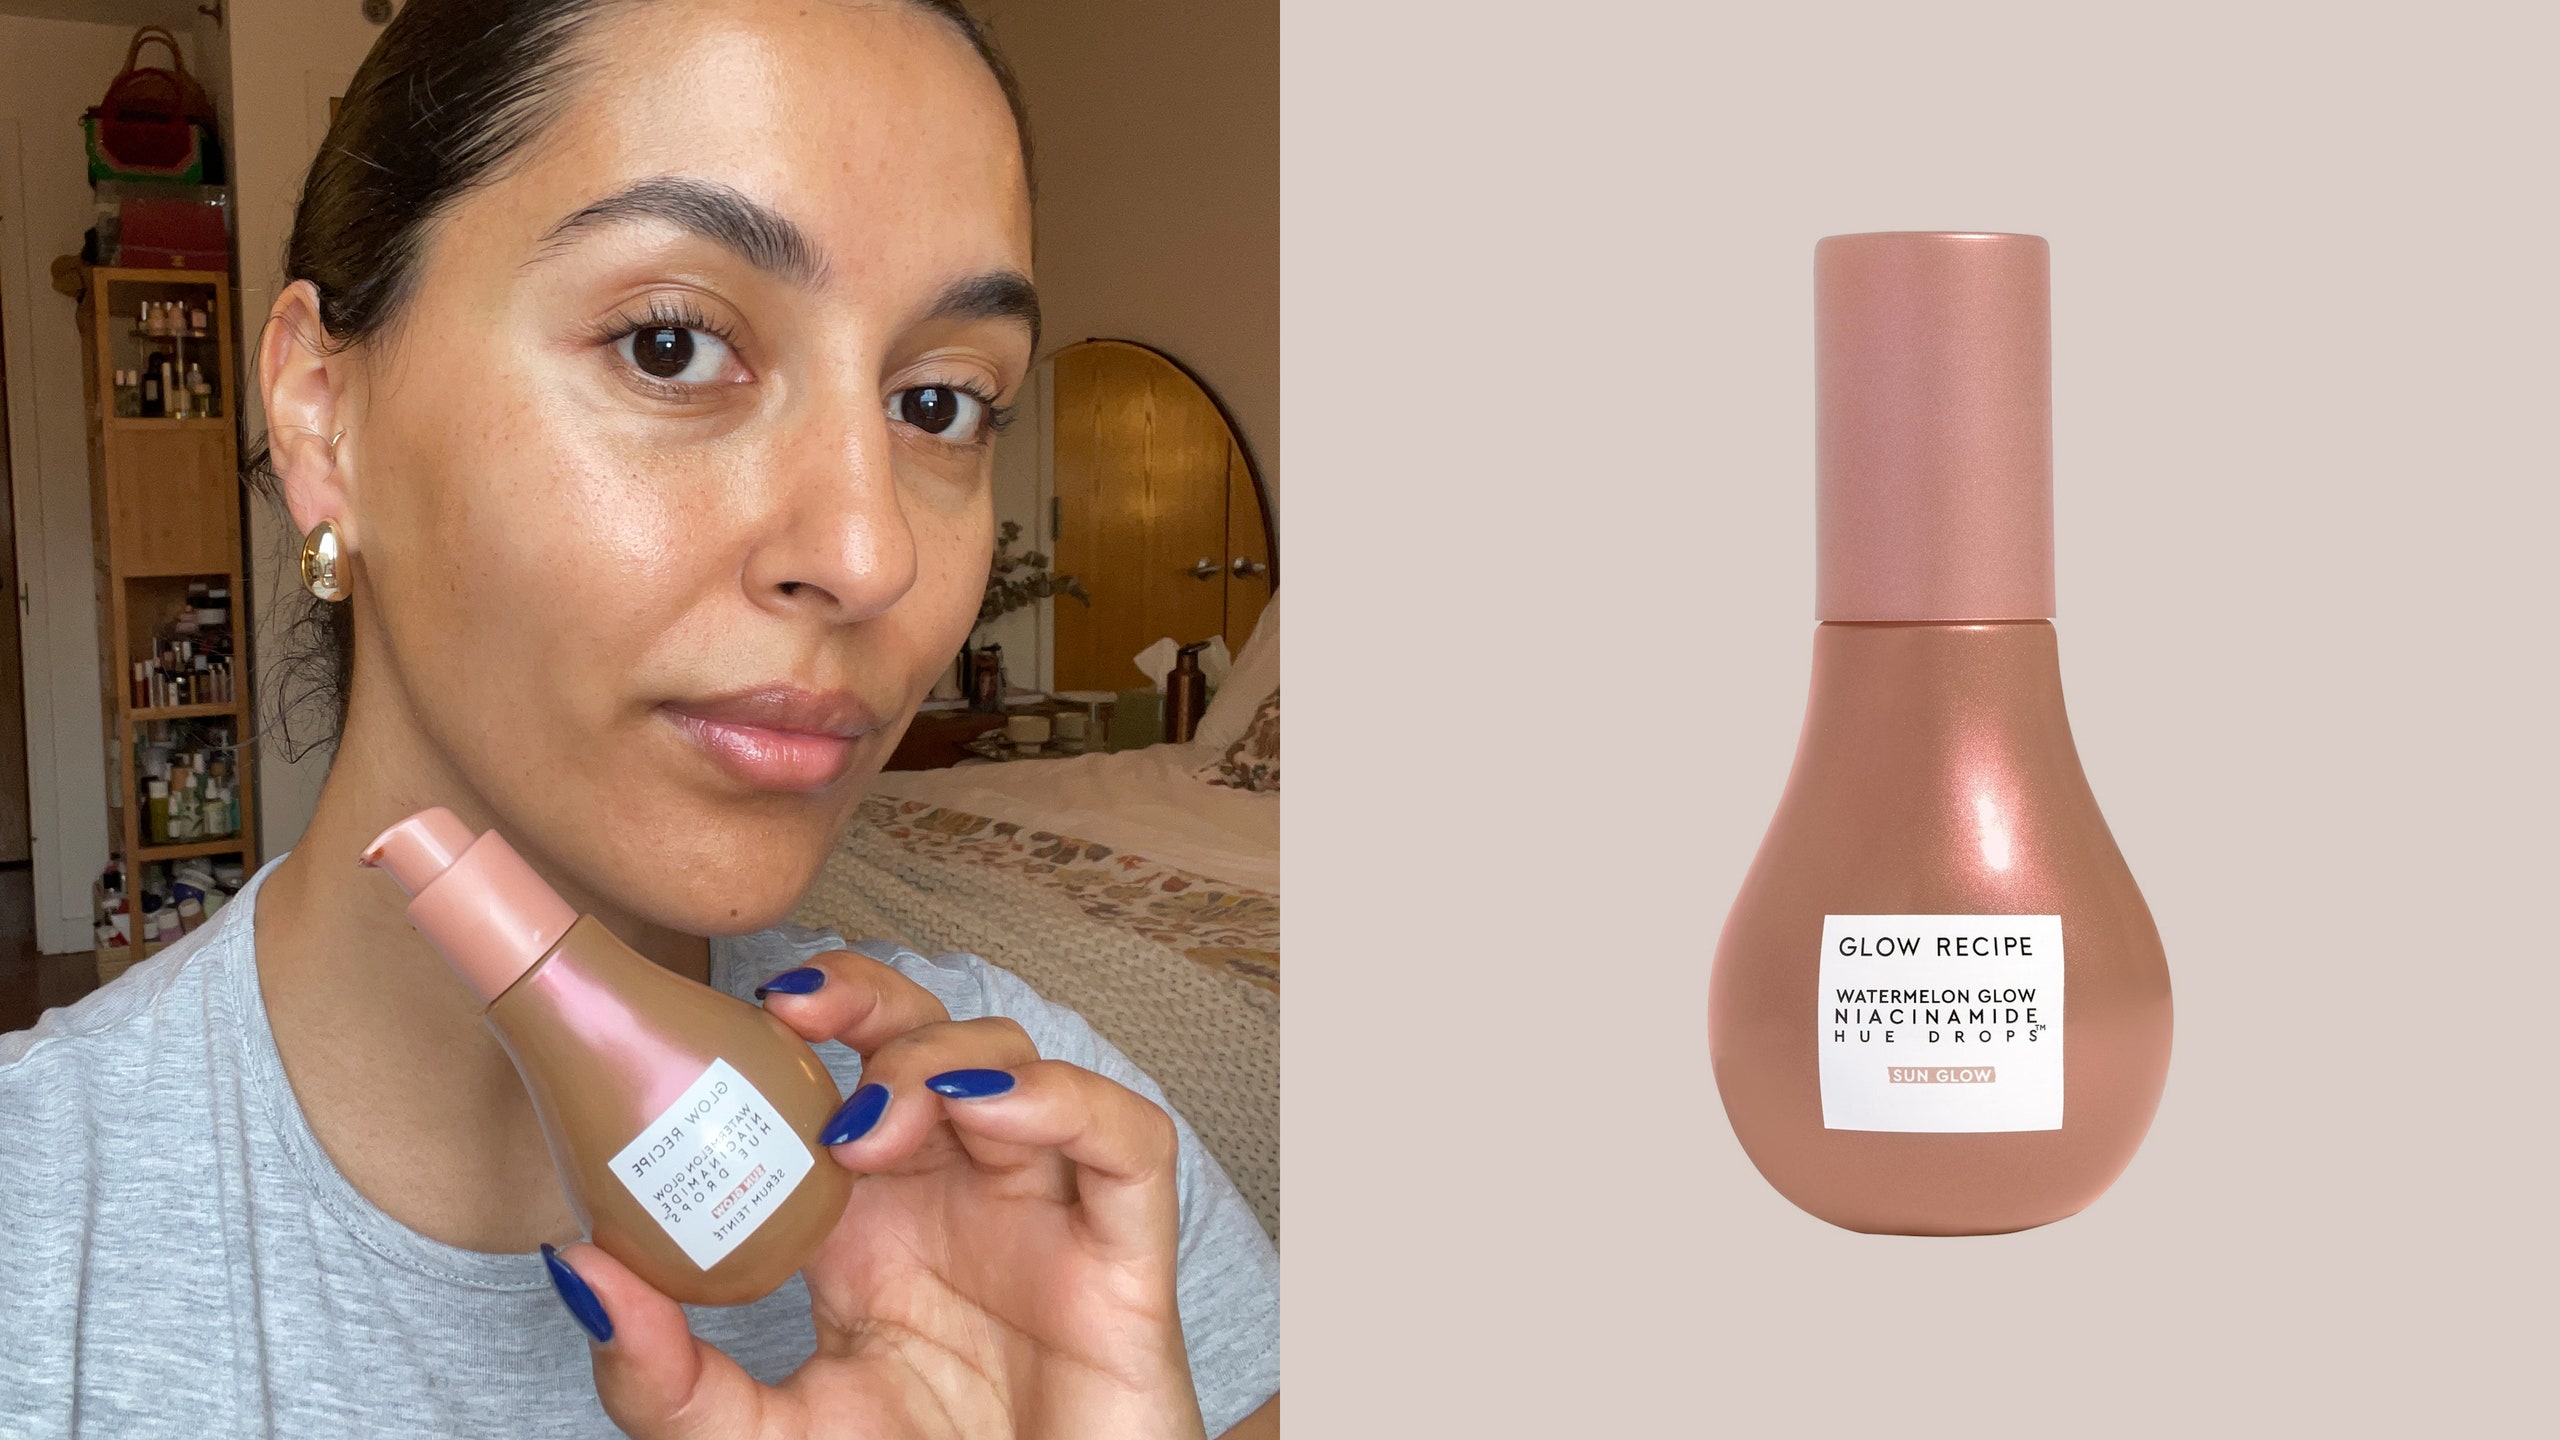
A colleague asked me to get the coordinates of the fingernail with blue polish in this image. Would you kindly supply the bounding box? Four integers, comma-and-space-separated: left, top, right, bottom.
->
926, 1068, 1017, 1100
755, 967, 827, 1000
820, 1083, 892, 1146
541, 1243, 613, 1344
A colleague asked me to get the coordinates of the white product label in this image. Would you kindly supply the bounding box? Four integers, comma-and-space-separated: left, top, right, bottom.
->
608, 1058, 817, 1271
1817, 915, 2064, 1132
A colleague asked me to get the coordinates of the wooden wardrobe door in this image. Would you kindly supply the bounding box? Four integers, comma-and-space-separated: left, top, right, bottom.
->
1221, 442, 1269, 651
1051, 342, 1236, 691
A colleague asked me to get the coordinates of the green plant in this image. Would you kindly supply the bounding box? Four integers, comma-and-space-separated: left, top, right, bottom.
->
977, 519, 1091, 634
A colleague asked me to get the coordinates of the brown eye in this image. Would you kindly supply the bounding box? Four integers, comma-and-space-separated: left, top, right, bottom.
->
889, 386, 988, 441
614, 324, 731, 385
633, 326, 693, 378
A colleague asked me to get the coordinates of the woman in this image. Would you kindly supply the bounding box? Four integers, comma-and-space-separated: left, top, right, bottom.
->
0, 1, 1279, 1435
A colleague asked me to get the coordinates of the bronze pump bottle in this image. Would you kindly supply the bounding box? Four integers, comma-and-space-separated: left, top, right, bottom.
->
1165, 640, 1211, 743
362, 807, 852, 1303
1709, 232, 2172, 1235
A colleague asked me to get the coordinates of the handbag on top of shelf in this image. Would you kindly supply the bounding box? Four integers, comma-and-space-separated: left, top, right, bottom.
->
82, 26, 228, 186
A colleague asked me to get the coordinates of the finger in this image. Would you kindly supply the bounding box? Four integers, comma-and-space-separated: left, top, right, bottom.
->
820, 1016, 1044, 1174
932, 1060, 1184, 1258
753, 949, 949, 1055
547, 1240, 770, 1440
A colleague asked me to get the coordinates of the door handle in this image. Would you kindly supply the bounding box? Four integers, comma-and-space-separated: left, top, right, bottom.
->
1188, 558, 1221, 580
1230, 557, 1268, 580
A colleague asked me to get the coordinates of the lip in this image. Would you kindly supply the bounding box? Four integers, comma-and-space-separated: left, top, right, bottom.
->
661, 686, 884, 793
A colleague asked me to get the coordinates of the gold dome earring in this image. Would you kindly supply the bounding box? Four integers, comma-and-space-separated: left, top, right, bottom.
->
300, 518, 349, 602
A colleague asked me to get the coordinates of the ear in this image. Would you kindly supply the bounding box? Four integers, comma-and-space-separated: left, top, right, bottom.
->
258, 280, 355, 540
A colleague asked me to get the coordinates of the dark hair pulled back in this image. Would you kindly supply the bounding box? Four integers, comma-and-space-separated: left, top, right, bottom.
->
249, 0, 1032, 760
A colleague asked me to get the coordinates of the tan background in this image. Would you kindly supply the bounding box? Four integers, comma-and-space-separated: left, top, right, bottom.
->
1284, 0, 2552, 1433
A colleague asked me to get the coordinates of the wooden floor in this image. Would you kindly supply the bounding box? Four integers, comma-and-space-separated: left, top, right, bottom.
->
0, 863, 101, 1036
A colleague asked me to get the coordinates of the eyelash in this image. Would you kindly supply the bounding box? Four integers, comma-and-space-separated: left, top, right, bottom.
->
890, 379, 1013, 450
586, 296, 743, 395
937, 386, 1017, 435
591, 295, 737, 349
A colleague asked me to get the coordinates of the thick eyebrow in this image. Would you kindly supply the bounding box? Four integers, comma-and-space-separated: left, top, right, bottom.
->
531, 175, 829, 288
923, 270, 1042, 354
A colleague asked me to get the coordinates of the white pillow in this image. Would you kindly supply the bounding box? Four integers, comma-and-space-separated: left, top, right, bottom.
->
1192, 594, 1278, 753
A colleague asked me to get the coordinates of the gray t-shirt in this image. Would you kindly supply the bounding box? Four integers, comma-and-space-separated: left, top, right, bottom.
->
0, 854, 1278, 1437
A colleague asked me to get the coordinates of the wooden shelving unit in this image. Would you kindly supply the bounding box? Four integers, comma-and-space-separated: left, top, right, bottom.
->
72, 265, 259, 886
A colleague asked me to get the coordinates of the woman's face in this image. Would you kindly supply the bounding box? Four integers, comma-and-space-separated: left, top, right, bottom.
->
324, 0, 1033, 933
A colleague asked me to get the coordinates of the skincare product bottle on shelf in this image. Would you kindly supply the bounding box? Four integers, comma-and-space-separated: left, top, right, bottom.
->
146, 778, 169, 845
362, 808, 853, 1304
176, 764, 201, 841
139, 362, 164, 418
1708, 232, 2172, 1236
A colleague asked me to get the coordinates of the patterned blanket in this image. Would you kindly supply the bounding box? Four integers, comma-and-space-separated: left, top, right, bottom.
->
793, 794, 1280, 1240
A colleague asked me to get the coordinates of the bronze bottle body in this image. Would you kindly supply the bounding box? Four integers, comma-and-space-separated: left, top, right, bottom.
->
1710, 621, 2172, 1234
489, 916, 853, 1304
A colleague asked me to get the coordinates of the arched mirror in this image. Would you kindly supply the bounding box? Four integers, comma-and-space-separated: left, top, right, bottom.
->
1044, 340, 1273, 691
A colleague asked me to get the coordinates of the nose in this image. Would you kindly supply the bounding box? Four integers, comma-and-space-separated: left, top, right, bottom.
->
741, 403, 920, 624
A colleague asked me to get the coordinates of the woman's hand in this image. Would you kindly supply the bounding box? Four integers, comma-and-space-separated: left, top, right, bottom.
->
547, 951, 1207, 1440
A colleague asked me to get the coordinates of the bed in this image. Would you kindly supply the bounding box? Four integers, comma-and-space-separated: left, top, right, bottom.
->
792, 601, 1280, 1239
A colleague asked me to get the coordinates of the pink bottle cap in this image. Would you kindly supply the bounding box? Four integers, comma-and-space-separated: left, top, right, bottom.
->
359, 806, 577, 1004
1815, 232, 2055, 622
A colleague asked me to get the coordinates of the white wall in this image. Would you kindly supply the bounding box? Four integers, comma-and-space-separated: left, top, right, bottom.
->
221, 0, 393, 859
969, 364, 1051, 692
0, 14, 197, 951
975, 0, 1279, 497
0, 2, 198, 25
968, 0, 1278, 692
186, 0, 232, 149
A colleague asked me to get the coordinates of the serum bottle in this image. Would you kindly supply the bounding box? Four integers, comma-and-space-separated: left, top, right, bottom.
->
362, 807, 853, 1302
1709, 232, 2172, 1235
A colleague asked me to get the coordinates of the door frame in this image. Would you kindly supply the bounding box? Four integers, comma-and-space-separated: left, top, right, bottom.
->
0, 118, 90, 954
